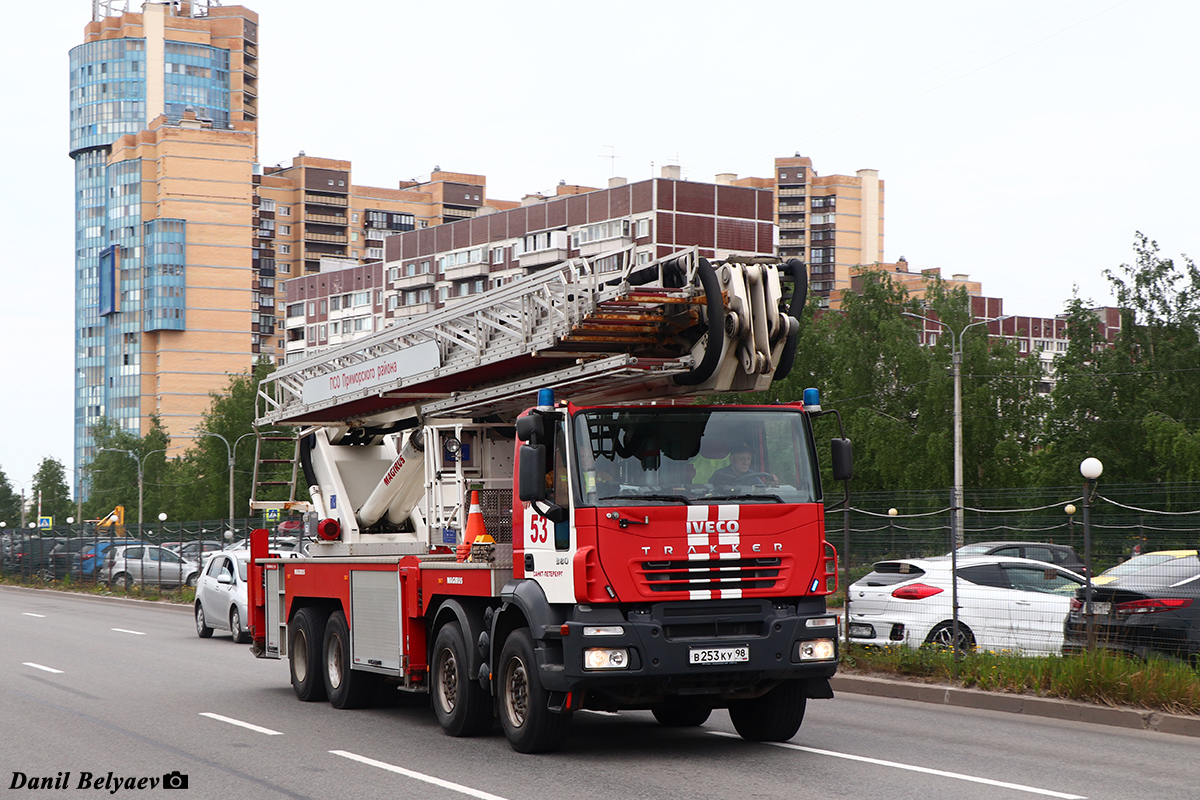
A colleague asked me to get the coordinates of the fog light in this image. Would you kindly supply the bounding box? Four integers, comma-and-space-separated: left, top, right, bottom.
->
584, 647, 629, 670
583, 625, 624, 636
806, 617, 838, 629
797, 639, 836, 661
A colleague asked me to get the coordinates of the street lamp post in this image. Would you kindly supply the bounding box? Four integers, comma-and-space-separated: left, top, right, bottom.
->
191, 430, 257, 532
1064, 503, 1077, 548
98, 447, 168, 535
1080, 457, 1103, 650
903, 312, 1009, 547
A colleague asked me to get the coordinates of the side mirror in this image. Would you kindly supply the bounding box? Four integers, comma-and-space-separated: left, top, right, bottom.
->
518, 444, 548, 502
516, 414, 544, 444
831, 438, 854, 482
217, 573, 233, 585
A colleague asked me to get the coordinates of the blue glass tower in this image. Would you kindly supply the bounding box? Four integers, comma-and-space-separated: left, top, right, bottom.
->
69, 2, 255, 498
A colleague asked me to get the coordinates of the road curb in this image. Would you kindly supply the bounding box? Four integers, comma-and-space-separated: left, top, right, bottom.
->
831, 673, 1200, 738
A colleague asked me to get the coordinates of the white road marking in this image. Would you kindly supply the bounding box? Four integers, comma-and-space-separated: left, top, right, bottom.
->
111, 628, 146, 635
198, 712, 283, 736
331, 750, 511, 800
708, 732, 1086, 799
22, 663, 64, 674
22, 613, 46, 618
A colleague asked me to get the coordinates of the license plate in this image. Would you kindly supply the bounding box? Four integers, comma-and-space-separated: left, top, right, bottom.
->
1087, 602, 1110, 617
689, 646, 749, 665
849, 623, 875, 639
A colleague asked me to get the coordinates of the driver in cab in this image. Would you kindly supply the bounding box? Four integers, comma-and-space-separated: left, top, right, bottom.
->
710, 444, 775, 487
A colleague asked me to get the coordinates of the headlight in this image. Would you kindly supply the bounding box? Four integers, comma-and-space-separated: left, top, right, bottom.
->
797, 639, 836, 661
583, 647, 630, 670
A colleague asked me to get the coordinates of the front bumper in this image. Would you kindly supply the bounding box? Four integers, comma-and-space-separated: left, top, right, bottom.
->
535, 599, 839, 704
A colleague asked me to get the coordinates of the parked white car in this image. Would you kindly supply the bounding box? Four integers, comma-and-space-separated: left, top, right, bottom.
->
847, 555, 1086, 655
102, 544, 199, 589
195, 550, 251, 643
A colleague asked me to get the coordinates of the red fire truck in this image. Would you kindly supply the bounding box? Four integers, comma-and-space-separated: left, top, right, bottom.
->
244, 248, 851, 752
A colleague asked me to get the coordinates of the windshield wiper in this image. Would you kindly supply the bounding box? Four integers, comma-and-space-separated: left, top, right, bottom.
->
628, 494, 696, 506
706, 494, 783, 503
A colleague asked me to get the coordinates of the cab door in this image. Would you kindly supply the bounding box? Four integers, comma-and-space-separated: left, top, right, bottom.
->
521, 416, 576, 603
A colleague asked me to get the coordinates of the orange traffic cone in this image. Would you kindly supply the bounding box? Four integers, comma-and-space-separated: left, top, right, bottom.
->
457, 491, 493, 562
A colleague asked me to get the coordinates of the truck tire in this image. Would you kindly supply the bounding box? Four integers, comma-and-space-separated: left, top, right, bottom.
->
289, 607, 328, 702
323, 610, 378, 709
498, 628, 571, 753
651, 700, 712, 727
728, 680, 806, 742
432, 622, 493, 736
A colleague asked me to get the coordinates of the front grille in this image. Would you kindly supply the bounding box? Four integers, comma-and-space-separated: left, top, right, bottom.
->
662, 620, 763, 640
639, 557, 784, 593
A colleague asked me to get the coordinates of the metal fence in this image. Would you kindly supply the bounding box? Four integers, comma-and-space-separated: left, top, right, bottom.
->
0, 519, 274, 593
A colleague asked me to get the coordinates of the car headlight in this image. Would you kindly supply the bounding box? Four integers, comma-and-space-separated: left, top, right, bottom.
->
796, 639, 836, 661
583, 647, 630, 670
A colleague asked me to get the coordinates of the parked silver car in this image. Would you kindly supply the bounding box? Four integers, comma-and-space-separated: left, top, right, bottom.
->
194, 551, 251, 643
102, 544, 199, 589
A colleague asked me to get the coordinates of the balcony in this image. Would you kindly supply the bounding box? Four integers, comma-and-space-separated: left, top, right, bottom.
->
777, 188, 806, 197
304, 193, 348, 207
305, 212, 347, 225
304, 231, 349, 244
778, 221, 806, 231
518, 247, 569, 269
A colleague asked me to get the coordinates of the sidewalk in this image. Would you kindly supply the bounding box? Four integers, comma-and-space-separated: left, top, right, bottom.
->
831, 673, 1200, 738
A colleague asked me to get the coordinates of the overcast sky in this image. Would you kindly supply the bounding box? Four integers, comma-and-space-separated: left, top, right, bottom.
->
1, 0, 1195, 494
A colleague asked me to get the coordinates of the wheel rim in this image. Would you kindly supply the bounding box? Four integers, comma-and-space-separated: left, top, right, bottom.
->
503, 654, 530, 729
231, 609, 241, 637
196, 607, 205, 633
932, 625, 969, 650
436, 647, 459, 713
327, 635, 344, 690
293, 629, 309, 682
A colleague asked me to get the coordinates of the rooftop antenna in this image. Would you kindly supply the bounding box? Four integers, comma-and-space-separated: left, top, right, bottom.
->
598, 145, 622, 177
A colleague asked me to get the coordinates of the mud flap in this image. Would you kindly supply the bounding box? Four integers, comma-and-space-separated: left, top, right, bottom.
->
804, 677, 835, 699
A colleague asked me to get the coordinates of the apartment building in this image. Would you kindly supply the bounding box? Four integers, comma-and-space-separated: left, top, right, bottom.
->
69, 2, 513, 494
282, 170, 777, 362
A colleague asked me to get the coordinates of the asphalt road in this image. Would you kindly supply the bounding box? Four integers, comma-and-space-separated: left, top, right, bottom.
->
2, 585, 1195, 800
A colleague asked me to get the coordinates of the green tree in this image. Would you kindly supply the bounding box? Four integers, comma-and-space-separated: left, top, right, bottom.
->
1038, 234, 1200, 490
30, 458, 73, 525
84, 416, 172, 527
180, 359, 289, 523
0, 466, 24, 529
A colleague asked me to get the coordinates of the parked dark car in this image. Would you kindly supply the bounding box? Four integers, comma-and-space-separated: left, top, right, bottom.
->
1064, 555, 1200, 662
954, 541, 1089, 577
6, 538, 80, 580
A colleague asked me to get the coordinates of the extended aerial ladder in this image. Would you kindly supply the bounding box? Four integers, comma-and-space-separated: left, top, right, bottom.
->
250, 247, 807, 547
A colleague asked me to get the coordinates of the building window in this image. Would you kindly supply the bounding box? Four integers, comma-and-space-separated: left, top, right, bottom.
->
492, 246, 504, 264
260, 198, 276, 212
352, 212, 359, 223
279, 224, 290, 235
636, 218, 650, 238
279, 244, 290, 254
279, 206, 290, 217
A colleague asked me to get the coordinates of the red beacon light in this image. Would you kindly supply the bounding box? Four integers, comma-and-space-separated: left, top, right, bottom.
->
316, 518, 341, 541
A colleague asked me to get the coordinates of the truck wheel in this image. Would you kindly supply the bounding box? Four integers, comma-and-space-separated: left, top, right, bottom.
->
651, 700, 712, 727
195, 603, 214, 638
289, 607, 328, 702
729, 681, 806, 742
432, 622, 493, 736
324, 610, 378, 709
498, 628, 571, 753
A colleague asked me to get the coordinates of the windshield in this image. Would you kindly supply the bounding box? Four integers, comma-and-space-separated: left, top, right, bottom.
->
572, 407, 819, 506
